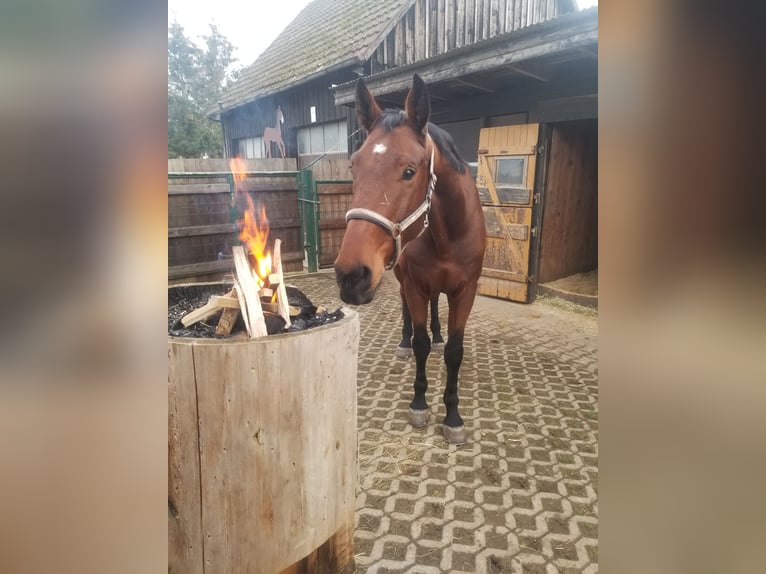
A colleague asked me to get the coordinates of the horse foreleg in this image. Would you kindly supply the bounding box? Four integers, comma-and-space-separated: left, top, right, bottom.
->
406, 291, 430, 428
441, 285, 478, 445
395, 294, 413, 359
430, 294, 445, 354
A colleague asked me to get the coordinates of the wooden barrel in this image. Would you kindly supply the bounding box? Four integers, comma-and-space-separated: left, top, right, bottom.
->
168, 304, 359, 574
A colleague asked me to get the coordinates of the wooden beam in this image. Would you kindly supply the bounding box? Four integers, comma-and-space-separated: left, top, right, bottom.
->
509, 63, 549, 82
333, 11, 597, 106
453, 77, 495, 93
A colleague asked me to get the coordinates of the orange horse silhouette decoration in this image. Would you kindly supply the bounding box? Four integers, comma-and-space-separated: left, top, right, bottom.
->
263, 105, 285, 158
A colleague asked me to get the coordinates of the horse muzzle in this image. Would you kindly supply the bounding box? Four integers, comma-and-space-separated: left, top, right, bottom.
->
334, 263, 376, 305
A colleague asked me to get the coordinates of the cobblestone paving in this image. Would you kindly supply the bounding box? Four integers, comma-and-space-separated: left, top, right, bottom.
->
289, 270, 598, 574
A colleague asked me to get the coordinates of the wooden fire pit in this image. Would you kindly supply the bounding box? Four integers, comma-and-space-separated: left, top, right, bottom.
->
168, 286, 359, 574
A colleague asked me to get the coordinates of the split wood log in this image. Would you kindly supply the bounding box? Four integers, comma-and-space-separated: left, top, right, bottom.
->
215, 307, 239, 336
181, 287, 237, 327
210, 294, 241, 309
232, 280, 251, 338
180, 298, 221, 327
233, 246, 268, 338
272, 239, 292, 327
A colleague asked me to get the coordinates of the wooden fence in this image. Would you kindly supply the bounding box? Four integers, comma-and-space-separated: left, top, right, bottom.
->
168, 158, 302, 284
316, 181, 353, 268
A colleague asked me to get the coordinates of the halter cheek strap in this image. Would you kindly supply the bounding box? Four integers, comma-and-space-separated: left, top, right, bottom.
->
345, 136, 437, 270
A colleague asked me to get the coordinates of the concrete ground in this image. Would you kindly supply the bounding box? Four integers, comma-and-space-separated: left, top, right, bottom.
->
289, 270, 598, 574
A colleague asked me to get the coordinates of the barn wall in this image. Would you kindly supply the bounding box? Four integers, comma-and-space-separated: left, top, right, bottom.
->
537, 118, 597, 283
371, 0, 568, 72
221, 69, 359, 161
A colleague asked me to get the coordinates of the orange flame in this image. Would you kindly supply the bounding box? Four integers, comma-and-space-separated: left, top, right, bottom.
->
230, 158, 272, 288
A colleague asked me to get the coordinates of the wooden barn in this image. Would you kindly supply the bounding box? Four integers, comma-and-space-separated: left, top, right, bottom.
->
212, 0, 598, 306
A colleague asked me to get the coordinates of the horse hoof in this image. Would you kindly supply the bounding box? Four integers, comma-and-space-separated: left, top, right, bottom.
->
431, 342, 445, 355
394, 346, 413, 359
442, 425, 467, 445
408, 408, 429, 428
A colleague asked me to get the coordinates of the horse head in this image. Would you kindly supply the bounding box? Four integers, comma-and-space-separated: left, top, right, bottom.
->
334, 74, 433, 305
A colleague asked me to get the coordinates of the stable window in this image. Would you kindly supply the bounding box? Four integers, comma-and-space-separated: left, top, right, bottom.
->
297, 121, 347, 156
237, 136, 265, 159
494, 156, 530, 204
495, 156, 526, 187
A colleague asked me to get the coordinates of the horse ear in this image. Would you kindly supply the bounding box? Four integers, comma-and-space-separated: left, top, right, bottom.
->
355, 78, 381, 133
405, 74, 430, 135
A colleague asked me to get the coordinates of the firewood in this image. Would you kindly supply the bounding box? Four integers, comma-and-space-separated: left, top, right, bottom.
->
215, 307, 239, 335
261, 302, 279, 315
259, 287, 274, 299
233, 246, 268, 338
272, 239, 292, 328
211, 294, 241, 309
180, 288, 236, 327
180, 298, 221, 327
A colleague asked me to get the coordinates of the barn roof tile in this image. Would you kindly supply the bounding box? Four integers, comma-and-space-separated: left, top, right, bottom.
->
217, 0, 415, 112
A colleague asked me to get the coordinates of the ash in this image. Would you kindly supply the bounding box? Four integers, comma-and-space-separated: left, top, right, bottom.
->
168, 283, 344, 339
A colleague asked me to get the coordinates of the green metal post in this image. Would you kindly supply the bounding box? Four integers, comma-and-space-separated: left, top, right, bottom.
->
300, 169, 319, 272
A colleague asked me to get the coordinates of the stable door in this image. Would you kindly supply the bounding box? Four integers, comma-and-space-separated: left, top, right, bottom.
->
476, 123, 540, 302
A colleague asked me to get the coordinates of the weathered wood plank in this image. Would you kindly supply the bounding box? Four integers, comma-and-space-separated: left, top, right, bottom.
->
168, 158, 296, 173
419, 0, 429, 60
169, 260, 234, 279
192, 313, 359, 574
316, 183, 353, 195
437, 0, 446, 54
168, 183, 231, 195
478, 275, 528, 301
466, 0, 476, 43
429, 0, 438, 57
168, 342, 204, 574
490, 0, 499, 37
168, 224, 236, 238
406, 7, 415, 64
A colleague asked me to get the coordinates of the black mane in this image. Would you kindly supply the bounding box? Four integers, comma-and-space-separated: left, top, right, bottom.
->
370, 109, 467, 175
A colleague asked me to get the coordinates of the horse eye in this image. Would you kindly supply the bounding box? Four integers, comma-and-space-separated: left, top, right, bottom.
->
403, 167, 416, 180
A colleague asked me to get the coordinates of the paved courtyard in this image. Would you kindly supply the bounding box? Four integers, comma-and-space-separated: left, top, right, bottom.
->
289, 270, 598, 574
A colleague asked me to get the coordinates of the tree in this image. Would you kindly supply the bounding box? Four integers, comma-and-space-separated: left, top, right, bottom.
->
168, 22, 239, 158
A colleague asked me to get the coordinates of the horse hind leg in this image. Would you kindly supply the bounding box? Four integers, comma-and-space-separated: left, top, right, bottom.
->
395, 296, 413, 359
430, 294, 445, 355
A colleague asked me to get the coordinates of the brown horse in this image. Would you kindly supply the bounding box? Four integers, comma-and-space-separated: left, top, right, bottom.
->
334, 74, 486, 444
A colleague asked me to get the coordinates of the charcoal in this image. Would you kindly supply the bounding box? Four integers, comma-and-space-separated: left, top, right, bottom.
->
169, 282, 343, 339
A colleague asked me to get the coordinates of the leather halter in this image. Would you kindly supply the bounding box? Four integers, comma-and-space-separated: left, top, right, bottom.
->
345, 135, 437, 270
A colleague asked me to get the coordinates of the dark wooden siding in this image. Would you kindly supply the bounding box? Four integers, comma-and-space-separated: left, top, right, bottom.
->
370, 0, 567, 72
221, 69, 359, 161
537, 119, 597, 283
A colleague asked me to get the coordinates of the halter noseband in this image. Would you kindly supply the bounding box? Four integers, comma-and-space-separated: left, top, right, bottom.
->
345, 135, 437, 270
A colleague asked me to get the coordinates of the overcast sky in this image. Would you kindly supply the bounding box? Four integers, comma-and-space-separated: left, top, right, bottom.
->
168, 0, 598, 70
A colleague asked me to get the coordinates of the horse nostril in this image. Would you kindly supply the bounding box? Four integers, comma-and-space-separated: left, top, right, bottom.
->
335, 265, 371, 291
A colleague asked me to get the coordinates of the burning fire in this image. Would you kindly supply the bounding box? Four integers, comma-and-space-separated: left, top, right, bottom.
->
230, 157, 272, 288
